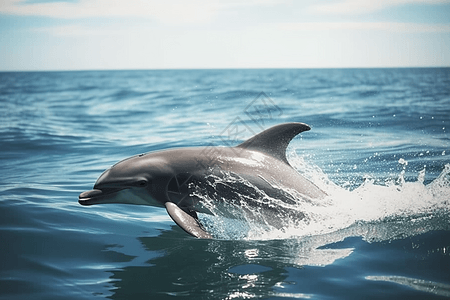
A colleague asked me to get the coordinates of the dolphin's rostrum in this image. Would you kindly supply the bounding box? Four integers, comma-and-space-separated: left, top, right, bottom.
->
79, 122, 326, 239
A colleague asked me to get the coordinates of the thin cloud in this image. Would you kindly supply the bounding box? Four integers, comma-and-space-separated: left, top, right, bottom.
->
38, 21, 450, 38
309, 0, 450, 15
279, 22, 450, 33
0, 0, 220, 24
31, 24, 131, 37
0, 0, 284, 24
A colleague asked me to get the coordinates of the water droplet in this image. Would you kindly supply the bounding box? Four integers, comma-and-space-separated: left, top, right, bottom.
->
398, 158, 408, 165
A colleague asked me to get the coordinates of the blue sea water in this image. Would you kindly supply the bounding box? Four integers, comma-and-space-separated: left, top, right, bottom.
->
0, 68, 449, 300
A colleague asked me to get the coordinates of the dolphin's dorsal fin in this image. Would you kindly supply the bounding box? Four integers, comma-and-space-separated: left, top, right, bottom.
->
165, 202, 212, 239
236, 122, 311, 166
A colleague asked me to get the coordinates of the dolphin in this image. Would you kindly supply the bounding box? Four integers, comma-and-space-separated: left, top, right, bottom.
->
79, 122, 326, 239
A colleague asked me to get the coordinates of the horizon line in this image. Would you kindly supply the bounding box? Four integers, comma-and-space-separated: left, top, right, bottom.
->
1, 66, 450, 73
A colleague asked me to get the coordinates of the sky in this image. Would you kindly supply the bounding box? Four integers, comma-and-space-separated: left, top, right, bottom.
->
0, 0, 449, 71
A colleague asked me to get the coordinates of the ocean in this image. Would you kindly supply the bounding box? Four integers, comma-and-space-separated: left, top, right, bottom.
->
0, 68, 449, 299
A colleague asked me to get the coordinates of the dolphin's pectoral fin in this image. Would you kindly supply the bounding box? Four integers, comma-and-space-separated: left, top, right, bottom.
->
165, 202, 212, 239
236, 122, 310, 166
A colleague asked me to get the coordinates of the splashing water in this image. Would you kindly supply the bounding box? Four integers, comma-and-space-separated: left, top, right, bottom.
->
195, 154, 450, 242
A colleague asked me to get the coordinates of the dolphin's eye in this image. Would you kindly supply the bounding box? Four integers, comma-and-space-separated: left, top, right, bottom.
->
137, 180, 148, 187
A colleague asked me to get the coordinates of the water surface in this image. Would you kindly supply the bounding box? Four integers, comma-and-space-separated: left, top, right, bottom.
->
1, 68, 449, 299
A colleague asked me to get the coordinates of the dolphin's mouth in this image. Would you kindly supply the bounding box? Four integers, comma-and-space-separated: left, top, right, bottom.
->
78, 188, 126, 205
